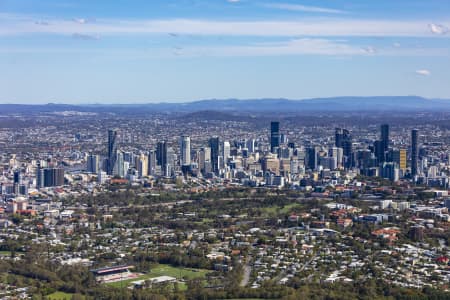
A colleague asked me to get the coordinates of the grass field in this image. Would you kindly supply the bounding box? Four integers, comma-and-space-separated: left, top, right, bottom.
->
0, 251, 11, 256
149, 264, 209, 279
47, 291, 79, 300
106, 264, 210, 288
260, 202, 303, 215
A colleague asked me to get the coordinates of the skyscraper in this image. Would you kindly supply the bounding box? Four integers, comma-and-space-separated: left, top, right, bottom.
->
114, 151, 125, 178
374, 140, 385, 163
148, 150, 157, 176
246, 139, 256, 153
165, 147, 175, 177
270, 121, 280, 153
381, 124, 390, 152
336, 128, 353, 169
306, 147, 319, 170
199, 147, 211, 174
13, 169, 22, 184
87, 154, 99, 174
411, 129, 419, 177
222, 141, 231, 166
156, 141, 167, 167
137, 154, 148, 177
107, 129, 118, 175
209, 137, 221, 174
42, 168, 65, 187
180, 135, 191, 166
335, 128, 343, 148
380, 162, 399, 182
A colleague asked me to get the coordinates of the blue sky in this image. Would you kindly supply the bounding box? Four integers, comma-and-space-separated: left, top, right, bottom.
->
0, 0, 449, 104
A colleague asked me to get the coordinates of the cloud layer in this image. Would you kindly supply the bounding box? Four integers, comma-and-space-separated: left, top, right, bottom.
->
1, 14, 449, 38
416, 69, 431, 76
263, 3, 346, 14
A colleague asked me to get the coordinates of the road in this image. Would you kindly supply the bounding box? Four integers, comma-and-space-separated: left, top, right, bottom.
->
240, 256, 252, 287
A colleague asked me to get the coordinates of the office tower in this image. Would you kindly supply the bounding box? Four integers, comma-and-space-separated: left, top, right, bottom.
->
13, 169, 22, 195
87, 154, 99, 174
209, 137, 221, 174
381, 124, 390, 152
199, 147, 211, 174
246, 139, 256, 153
411, 129, 419, 177
137, 154, 148, 177
290, 159, 299, 174
278, 146, 292, 159
374, 140, 385, 163
114, 151, 125, 177
180, 135, 191, 166
392, 149, 407, 171
329, 147, 343, 167
148, 150, 157, 176
36, 165, 44, 188
107, 129, 118, 175
335, 128, 343, 148
222, 141, 231, 165
98, 170, 107, 184
43, 168, 65, 187
156, 141, 167, 167
165, 147, 176, 177
335, 128, 353, 168
340, 130, 351, 155
380, 162, 399, 182
428, 166, 438, 178
335, 128, 352, 165
270, 121, 280, 153
123, 151, 134, 164
13, 170, 22, 184
319, 157, 337, 170
262, 154, 280, 175
306, 147, 319, 170
399, 149, 407, 170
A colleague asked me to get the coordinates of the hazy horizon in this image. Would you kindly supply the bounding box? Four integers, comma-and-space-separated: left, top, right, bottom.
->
0, 95, 449, 106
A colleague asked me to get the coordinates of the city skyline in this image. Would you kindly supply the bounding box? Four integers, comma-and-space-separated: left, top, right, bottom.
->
1, 0, 450, 103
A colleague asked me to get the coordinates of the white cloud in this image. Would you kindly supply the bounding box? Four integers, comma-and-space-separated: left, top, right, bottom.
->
0, 39, 447, 58
72, 33, 100, 40
361, 46, 376, 54
416, 69, 431, 76
227, 0, 241, 3
168, 39, 430, 57
263, 3, 345, 14
34, 20, 49, 26
0, 14, 449, 38
429, 23, 448, 34
73, 18, 87, 24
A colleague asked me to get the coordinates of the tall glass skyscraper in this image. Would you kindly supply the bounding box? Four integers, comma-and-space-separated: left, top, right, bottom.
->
411, 129, 419, 177
107, 129, 118, 175
270, 121, 280, 153
209, 137, 221, 174
381, 124, 390, 152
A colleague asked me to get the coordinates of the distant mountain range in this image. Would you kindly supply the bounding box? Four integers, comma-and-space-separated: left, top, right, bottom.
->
1, 96, 450, 114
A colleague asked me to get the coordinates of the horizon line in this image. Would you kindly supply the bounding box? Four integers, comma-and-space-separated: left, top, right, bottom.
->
0, 95, 446, 106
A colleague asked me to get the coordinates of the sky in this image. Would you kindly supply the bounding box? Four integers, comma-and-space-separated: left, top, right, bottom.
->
0, 0, 449, 104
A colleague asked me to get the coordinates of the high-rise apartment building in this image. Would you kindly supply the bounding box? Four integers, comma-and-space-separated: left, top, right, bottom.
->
180, 135, 191, 166
411, 129, 419, 177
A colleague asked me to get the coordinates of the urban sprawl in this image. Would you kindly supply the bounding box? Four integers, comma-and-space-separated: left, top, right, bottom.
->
0, 110, 449, 299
